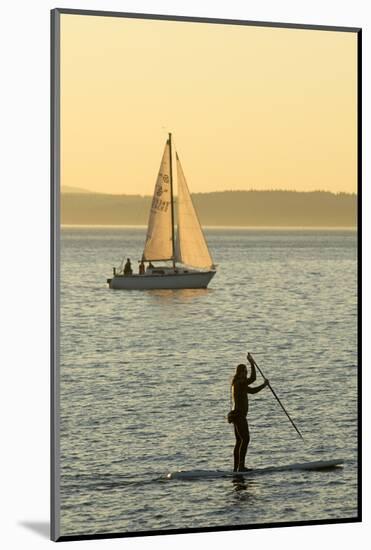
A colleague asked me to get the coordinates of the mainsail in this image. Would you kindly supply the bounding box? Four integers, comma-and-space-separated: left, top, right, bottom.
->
142, 140, 173, 261
175, 152, 214, 269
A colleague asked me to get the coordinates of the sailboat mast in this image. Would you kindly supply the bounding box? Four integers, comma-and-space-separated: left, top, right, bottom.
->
168, 132, 176, 268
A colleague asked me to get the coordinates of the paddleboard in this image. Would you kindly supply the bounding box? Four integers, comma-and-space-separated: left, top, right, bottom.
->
165, 459, 343, 480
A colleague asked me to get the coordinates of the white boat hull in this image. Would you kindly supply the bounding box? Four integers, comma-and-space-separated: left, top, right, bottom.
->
107, 270, 216, 290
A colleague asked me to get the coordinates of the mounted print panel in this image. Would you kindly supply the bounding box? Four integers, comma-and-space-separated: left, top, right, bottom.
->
51, 8, 361, 542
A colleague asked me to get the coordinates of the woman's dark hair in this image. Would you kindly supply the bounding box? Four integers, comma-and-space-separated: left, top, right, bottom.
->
232, 363, 247, 385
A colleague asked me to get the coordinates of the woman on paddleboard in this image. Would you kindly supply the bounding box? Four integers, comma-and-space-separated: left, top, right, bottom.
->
231, 353, 269, 472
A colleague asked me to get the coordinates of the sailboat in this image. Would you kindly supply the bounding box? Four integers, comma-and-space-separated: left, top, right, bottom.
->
107, 134, 216, 290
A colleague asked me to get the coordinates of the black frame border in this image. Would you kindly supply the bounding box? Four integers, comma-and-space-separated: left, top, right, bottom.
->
51, 7, 362, 543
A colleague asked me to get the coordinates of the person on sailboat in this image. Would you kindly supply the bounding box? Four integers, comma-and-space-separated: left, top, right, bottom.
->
231, 354, 269, 472
139, 260, 145, 275
123, 258, 133, 276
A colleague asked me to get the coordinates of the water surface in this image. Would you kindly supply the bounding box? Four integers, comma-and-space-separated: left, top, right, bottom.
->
59, 227, 358, 536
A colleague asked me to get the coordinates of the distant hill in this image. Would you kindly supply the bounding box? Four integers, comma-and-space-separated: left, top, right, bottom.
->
61, 190, 357, 227
61, 185, 94, 194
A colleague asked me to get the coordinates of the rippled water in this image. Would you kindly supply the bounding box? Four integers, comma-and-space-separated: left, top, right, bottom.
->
59, 227, 358, 537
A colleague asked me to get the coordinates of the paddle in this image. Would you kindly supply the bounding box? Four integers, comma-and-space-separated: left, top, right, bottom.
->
248, 352, 305, 443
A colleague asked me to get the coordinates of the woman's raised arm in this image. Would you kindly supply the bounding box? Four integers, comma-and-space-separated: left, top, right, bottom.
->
246, 357, 257, 385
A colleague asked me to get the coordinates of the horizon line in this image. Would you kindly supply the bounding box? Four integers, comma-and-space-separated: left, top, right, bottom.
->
61, 224, 356, 230
61, 187, 357, 196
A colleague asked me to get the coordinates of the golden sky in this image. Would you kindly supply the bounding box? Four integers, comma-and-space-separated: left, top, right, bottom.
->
60, 14, 357, 195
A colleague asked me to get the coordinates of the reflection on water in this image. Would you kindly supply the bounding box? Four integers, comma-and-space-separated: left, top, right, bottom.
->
147, 288, 213, 302
232, 475, 250, 492
231, 474, 260, 492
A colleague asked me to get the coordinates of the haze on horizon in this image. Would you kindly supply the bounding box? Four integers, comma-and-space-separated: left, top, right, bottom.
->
61, 15, 357, 196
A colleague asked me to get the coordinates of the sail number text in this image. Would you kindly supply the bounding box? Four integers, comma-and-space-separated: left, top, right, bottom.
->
151, 196, 170, 213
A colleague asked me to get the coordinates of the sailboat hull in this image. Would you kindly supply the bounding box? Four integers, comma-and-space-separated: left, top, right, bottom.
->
107, 270, 216, 290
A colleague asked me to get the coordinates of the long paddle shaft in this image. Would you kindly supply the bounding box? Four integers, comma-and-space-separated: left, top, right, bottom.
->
248, 353, 305, 443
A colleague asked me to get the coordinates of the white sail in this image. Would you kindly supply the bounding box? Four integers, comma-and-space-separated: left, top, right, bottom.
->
175, 153, 214, 269
142, 140, 173, 261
